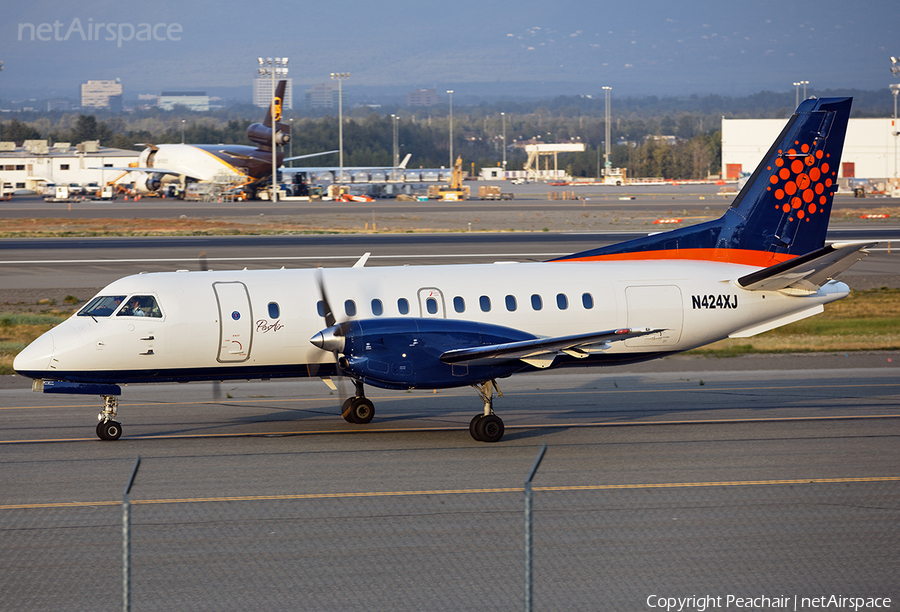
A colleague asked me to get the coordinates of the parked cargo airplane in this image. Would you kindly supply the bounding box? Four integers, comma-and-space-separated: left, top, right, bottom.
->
16, 97, 872, 443
101, 80, 405, 197
100, 80, 296, 197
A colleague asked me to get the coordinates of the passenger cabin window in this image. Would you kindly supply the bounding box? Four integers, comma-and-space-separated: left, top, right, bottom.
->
505, 295, 517, 312
479, 296, 491, 312
317, 301, 326, 318
557, 293, 568, 310
531, 294, 543, 310
453, 296, 465, 313
117, 295, 162, 318
78, 295, 126, 317
268, 302, 280, 318
582, 293, 594, 309
398, 298, 410, 315
426, 297, 439, 315
371, 299, 384, 316
344, 300, 357, 317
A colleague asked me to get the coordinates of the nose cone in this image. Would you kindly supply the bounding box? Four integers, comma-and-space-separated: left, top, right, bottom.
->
14, 330, 55, 376
310, 326, 345, 352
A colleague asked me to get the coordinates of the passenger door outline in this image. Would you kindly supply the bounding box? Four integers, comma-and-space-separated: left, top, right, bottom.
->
213, 281, 253, 362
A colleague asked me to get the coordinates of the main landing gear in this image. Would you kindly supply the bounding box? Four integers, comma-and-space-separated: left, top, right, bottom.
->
96, 395, 123, 441
469, 380, 505, 443
335, 379, 506, 442
341, 381, 375, 424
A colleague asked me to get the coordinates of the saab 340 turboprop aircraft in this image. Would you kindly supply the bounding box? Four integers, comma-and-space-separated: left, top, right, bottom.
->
16, 97, 873, 443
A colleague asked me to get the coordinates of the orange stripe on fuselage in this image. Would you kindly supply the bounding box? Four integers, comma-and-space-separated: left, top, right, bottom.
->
559, 248, 796, 267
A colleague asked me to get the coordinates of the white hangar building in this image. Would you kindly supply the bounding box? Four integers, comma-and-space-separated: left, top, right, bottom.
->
722, 116, 899, 193
0, 140, 140, 192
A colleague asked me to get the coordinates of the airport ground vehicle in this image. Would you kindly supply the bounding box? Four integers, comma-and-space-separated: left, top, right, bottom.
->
478, 185, 514, 200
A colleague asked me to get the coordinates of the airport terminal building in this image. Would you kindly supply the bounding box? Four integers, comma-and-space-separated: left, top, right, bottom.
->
0, 140, 139, 192
722, 117, 899, 193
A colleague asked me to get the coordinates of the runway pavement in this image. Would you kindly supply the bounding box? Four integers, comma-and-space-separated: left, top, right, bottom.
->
1, 356, 898, 610
2, 183, 898, 221
1, 194, 898, 610
2, 228, 899, 307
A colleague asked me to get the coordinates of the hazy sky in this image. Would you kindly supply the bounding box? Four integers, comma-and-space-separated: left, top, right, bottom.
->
3, 0, 898, 101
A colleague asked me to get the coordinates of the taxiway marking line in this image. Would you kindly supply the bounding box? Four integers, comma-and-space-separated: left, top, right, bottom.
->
2, 381, 899, 412
0, 412, 897, 445
0, 253, 566, 265
2, 476, 898, 511
2, 247, 894, 265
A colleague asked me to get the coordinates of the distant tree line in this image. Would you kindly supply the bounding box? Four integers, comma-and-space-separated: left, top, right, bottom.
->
0, 87, 890, 180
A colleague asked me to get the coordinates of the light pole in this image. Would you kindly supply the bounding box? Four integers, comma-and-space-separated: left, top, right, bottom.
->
259, 57, 289, 203
892, 57, 900, 194
331, 72, 350, 187
602, 86, 612, 176
891, 82, 899, 194
793, 80, 809, 107
501, 112, 506, 177
289, 117, 294, 167
447, 89, 454, 167
391, 114, 399, 167
181, 119, 185, 144
0, 61, 4, 142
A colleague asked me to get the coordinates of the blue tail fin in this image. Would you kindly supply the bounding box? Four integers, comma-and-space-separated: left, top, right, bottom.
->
553, 97, 852, 267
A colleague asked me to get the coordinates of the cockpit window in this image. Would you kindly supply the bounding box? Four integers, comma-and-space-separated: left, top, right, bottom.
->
117, 295, 162, 318
78, 295, 126, 317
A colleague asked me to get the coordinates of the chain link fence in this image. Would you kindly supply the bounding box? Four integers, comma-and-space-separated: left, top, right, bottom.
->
3, 478, 898, 611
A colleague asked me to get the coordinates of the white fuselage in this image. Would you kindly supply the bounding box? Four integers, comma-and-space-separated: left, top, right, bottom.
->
141, 144, 249, 183
15, 259, 849, 384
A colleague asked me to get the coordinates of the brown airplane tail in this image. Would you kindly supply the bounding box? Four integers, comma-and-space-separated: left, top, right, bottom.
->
247, 80, 290, 149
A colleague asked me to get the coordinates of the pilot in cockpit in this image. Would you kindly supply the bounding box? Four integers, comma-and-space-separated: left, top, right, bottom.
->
123, 297, 146, 316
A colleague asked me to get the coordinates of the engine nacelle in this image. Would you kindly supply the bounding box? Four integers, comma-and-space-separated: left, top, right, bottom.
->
135, 173, 163, 194
247, 122, 290, 148
312, 318, 536, 390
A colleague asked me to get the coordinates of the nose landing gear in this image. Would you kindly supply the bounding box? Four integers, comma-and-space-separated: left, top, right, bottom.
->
97, 395, 123, 441
341, 381, 375, 424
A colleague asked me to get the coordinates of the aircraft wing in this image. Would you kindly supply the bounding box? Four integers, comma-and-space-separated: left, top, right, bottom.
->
440, 327, 664, 367
282, 150, 339, 162
283, 153, 412, 173
90, 166, 187, 177
736, 241, 876, 292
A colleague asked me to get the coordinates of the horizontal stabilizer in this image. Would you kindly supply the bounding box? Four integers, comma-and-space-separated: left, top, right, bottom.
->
440, 327, 663, 366
736, 241, 875, 291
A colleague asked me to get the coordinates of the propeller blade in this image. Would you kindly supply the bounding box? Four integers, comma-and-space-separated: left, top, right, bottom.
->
315, 268, 336, 328
198, 251, 208, 271
311, 267, 356, 417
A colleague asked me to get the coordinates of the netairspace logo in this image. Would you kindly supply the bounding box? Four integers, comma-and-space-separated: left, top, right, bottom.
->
18, 18, 182, 48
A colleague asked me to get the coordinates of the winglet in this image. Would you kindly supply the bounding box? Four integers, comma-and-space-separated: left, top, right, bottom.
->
398, 153, 412, 169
